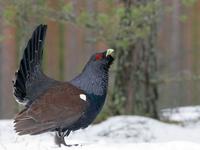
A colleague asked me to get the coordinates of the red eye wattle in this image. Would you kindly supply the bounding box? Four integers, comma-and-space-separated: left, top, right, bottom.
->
95, 54, 103, 60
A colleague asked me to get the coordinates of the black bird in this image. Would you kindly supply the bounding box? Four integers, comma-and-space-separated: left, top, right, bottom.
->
13, 24, 114, 146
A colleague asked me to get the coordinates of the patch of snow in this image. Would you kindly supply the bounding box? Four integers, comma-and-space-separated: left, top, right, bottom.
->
1, 115, 200, 150
160, 105, 200, 126
70, 116, 200, 143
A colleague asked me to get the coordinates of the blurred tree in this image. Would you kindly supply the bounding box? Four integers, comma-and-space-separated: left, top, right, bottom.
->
84, 0, 197, 119
108, 0, 159, 118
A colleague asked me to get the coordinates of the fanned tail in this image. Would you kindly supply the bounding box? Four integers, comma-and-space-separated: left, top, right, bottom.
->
13, 24, 47, 104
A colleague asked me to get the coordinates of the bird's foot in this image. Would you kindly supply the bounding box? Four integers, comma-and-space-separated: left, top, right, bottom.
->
55, 130, 80, 147
63, 143, 80, 147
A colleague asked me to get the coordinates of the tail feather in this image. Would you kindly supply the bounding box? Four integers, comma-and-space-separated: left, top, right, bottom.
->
13, 24, 47, 103
20, 123, 56, 135
14, 108, 56, 135
15, 119, 55, 135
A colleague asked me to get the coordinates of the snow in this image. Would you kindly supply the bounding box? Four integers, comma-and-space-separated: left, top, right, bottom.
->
1, 106, 200, 150
160, 106, 200, 126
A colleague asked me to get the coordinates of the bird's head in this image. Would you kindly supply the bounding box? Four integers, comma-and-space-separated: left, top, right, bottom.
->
85, 49, 114, 71
72, 49, 115, 95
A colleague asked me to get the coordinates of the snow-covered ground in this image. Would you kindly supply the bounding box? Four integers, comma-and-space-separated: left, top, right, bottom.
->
1, 106, 200, 150
160, 105, 200, 126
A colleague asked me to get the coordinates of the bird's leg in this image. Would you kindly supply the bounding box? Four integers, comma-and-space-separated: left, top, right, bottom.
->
55, 130, 79, 147
55, 129, 67, 147
58, 128, 62, 137
55, 130, 67, 147
63, 131, 79, 146
64, 130, 71, 136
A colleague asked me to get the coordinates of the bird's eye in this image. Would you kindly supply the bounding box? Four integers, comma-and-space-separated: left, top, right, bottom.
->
95, 54, 103, 61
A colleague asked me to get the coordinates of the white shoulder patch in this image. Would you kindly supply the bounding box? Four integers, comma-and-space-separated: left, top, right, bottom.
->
80, 94, 87, 101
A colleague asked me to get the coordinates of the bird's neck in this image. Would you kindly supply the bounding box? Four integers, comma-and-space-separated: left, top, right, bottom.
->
70, 66, 109, 96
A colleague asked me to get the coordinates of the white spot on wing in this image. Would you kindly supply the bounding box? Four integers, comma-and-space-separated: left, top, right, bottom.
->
80, 94, 87, 101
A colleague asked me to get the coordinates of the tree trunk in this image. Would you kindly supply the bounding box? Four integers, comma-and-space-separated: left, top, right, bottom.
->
110, 0, 159, 118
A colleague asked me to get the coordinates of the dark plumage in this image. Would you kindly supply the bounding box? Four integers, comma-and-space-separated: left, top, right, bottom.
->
13, 24, 114, 146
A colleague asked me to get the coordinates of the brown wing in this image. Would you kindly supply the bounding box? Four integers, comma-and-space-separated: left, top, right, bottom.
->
14, 82, 89, 135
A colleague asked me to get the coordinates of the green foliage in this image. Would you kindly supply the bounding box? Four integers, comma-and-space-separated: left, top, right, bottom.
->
163, 0, 197, 22
77, 12, 95, 28
3, 5, 16, 25
0, 35, 5, 42
62, 3, 73, 14
181, 0, 197, 7
97, 13, 109, 27
179, 15, 188, 23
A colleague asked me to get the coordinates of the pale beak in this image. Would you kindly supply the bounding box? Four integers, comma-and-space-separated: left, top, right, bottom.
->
106, 49, 114, 57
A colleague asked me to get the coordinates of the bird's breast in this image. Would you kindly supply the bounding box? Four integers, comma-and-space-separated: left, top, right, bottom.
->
69, 94, 106, 130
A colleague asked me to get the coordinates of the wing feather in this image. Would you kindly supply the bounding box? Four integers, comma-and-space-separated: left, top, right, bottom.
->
14, 83, 89, 135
